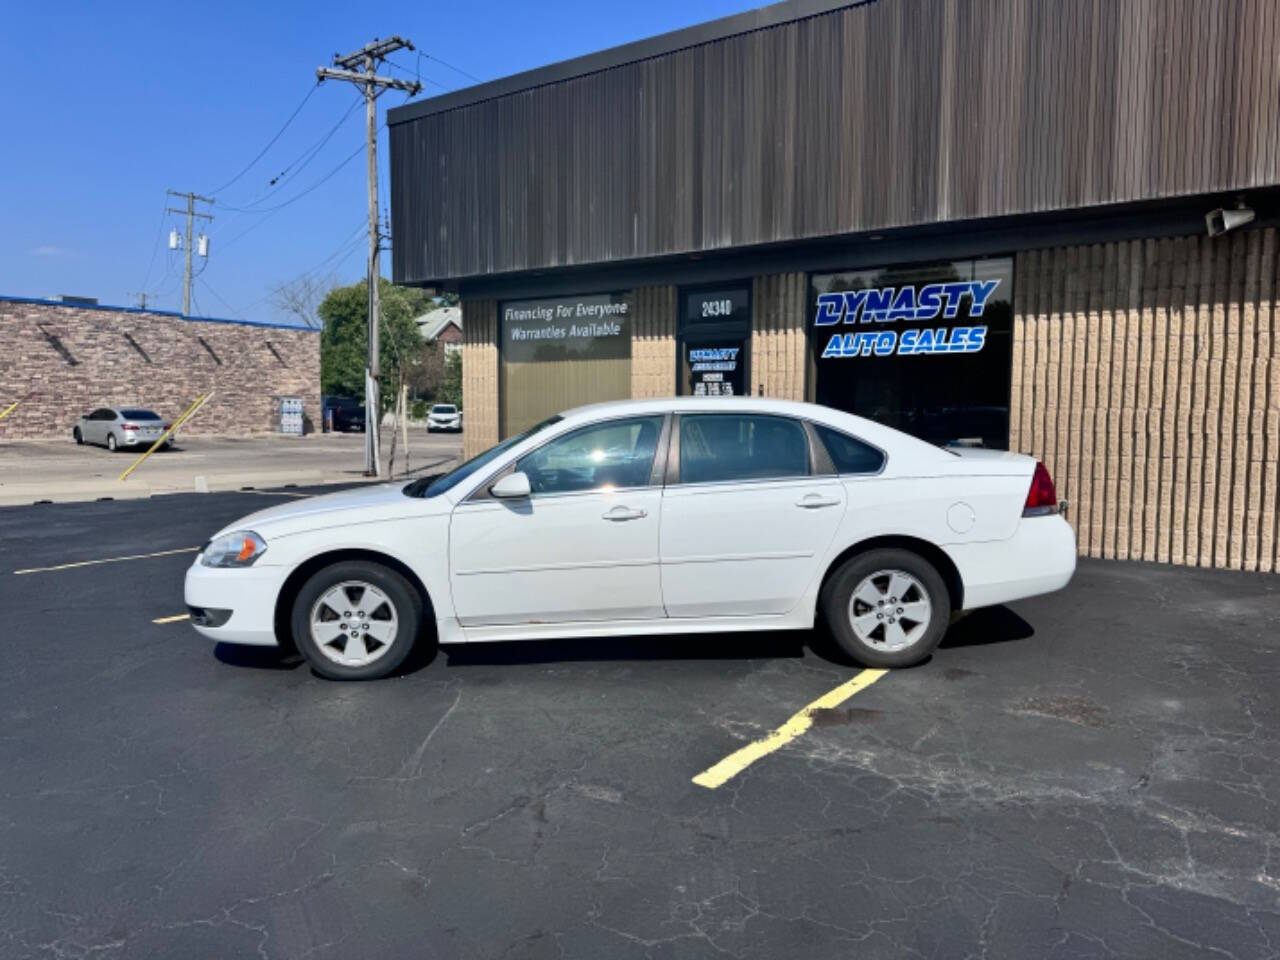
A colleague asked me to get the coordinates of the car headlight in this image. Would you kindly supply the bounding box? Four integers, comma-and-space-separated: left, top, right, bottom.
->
200, 531, 267, 568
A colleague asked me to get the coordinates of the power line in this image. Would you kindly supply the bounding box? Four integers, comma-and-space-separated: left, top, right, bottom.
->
139, 200, 169, 292
215, 139, 367, 251
420, 51, 483, 84
385, 56, 446, 91
218, 95, 363, 214
206, 83, 320, 196
197, 277, 243, 319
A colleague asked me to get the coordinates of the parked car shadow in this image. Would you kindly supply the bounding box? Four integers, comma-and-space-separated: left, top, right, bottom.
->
442, 631, 809, 667
938, 605, 1035, 649
214, 606, 1033, 677
214, 642, 306, 671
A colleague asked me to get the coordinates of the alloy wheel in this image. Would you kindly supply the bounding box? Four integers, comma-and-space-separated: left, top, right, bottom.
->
847, 569, 932, 653
309, 580, 399, 668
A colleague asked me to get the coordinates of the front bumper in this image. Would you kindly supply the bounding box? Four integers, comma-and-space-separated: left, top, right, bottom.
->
427, 419, 461, 431
183, 560, 285, 646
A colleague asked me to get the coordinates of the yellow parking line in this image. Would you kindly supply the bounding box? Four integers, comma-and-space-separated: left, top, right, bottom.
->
153, 613, 190, 624
13, 546, 199, 575
692, 668, 889, 789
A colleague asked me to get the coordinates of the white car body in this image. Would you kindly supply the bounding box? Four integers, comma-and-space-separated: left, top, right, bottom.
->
185, 397, 1075, 650
426, 405, 462, 432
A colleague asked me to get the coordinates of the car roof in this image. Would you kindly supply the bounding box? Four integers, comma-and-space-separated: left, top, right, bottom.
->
555, 396, 949, 459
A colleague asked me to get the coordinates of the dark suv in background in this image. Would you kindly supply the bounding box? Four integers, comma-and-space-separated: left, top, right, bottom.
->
322, 396, 366, 432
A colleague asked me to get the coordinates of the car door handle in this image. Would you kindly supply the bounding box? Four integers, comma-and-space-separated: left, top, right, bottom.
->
795, 494, 841, 509
602, 505, 648, 521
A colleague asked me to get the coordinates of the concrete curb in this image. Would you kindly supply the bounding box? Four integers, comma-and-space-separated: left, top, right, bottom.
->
0, 470, 375, 506
0, 481, 152, 506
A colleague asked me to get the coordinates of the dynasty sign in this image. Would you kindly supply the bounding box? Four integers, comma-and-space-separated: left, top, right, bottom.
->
814, 279, 1002, 358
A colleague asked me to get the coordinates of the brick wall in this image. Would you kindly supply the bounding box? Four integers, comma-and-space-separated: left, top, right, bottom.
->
1011, 230, 1280, 572
460, 299, 499, 459
751, 273, 807, 400
630, 286, 677, 398
0, 298, 320, 440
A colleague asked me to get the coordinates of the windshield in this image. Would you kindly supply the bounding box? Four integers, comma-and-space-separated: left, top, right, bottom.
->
404, 415, 563, 499
120, 409, 162, 420
431, 405, 457, 414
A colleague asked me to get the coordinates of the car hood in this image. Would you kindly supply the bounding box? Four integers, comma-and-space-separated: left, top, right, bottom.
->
212, 482, 449, 540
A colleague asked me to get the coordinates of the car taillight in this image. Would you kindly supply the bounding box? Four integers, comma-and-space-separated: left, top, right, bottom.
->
1023, 461, 1059, 516
122, 423, 138, 431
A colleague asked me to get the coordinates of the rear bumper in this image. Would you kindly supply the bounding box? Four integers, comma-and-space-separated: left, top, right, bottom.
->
944, 515, 1077, 610
183, 561, 284, 646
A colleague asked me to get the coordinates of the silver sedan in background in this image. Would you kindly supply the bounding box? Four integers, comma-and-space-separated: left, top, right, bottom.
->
73, 407, 174, 452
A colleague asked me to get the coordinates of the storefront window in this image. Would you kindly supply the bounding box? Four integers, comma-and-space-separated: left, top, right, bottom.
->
500, 293, 632, 436
809, 257, 1013, 449
679, 284, 750, 397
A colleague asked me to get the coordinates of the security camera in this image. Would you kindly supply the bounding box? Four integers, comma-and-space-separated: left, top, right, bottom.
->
1206, 203, 1255, 237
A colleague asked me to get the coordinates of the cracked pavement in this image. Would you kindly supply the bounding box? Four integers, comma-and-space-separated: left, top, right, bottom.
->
2, 491, 1279, 958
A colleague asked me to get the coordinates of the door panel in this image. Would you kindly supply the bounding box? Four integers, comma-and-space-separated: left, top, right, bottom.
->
449, 414, 667, 627
659, 478, 846, 616
449, 489, 663, 625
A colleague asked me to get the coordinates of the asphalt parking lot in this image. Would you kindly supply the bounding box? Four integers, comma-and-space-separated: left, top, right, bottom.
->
3, 491, 1279, 959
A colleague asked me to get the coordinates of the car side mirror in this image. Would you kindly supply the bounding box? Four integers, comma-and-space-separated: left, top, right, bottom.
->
490, 472, 532, 499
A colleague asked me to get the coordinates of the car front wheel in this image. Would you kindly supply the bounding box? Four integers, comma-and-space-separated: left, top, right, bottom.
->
291, 561, 422, 680
821, 548, 950, 668
73, 427, 83, 445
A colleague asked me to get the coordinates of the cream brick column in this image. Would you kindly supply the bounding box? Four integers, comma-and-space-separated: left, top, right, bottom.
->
750, 273, 807, 400
629, 286, 677, 398
461, 299, 499, 459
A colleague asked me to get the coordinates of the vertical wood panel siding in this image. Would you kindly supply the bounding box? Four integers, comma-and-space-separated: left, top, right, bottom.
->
392, 0, 1280, 284
1012, 229, 1280, 572
629, 286, 677, 398
461, 299, 499, 459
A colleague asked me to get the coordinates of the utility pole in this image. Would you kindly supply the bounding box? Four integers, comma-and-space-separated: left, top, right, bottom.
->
166, 190, 214, 316
317, 37, 421, 477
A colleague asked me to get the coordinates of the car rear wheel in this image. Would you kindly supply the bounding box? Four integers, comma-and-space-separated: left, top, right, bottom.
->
73, 427, 83, 445
291, 561, 422, 680
821, 548, 950, 668
106, 433, 117, 452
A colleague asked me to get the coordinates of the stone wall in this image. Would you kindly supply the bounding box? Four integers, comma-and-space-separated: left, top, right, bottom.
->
1011, 230, 1280, 572
0, 298, 321, 440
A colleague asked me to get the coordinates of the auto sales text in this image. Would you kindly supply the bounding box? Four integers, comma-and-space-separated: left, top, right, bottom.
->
816, 279, 1000, 358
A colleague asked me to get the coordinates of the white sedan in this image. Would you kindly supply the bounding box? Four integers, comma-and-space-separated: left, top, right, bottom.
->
185, 397, 1075, 680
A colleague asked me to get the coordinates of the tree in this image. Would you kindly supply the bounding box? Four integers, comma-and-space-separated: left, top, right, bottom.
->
440, 350, 462, 407
318, 278, 430, 407
270, 275, 328, 330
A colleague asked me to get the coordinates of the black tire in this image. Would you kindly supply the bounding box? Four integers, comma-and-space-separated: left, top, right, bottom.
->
73, 427, 83, 445
291, 560, 423, 680
106, 433, 118, 452
820, 548, 950, 668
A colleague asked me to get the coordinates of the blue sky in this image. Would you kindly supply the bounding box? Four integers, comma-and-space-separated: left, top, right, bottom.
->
0, 0, 763, 325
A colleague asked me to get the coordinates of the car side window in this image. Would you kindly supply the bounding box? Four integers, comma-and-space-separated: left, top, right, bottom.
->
814, 424, 886, 475
516, 416, 664, 496
679, 414, 810, 484
92, 409, 113, 420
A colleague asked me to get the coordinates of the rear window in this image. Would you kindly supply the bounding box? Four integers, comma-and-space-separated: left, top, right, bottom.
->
120, 409, 162, 420
815, 424, 885, 474
680, 414, 810, 484
431, 405, 457, 414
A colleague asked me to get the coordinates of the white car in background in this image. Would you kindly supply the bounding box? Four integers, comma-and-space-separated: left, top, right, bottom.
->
426, 404, 462, 432
185, 397, 1075, 680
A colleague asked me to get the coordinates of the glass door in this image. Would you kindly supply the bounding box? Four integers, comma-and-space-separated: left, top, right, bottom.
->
678, 283, 751, 397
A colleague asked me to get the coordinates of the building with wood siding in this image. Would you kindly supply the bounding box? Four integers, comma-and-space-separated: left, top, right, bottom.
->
387, 0, 1280, 572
